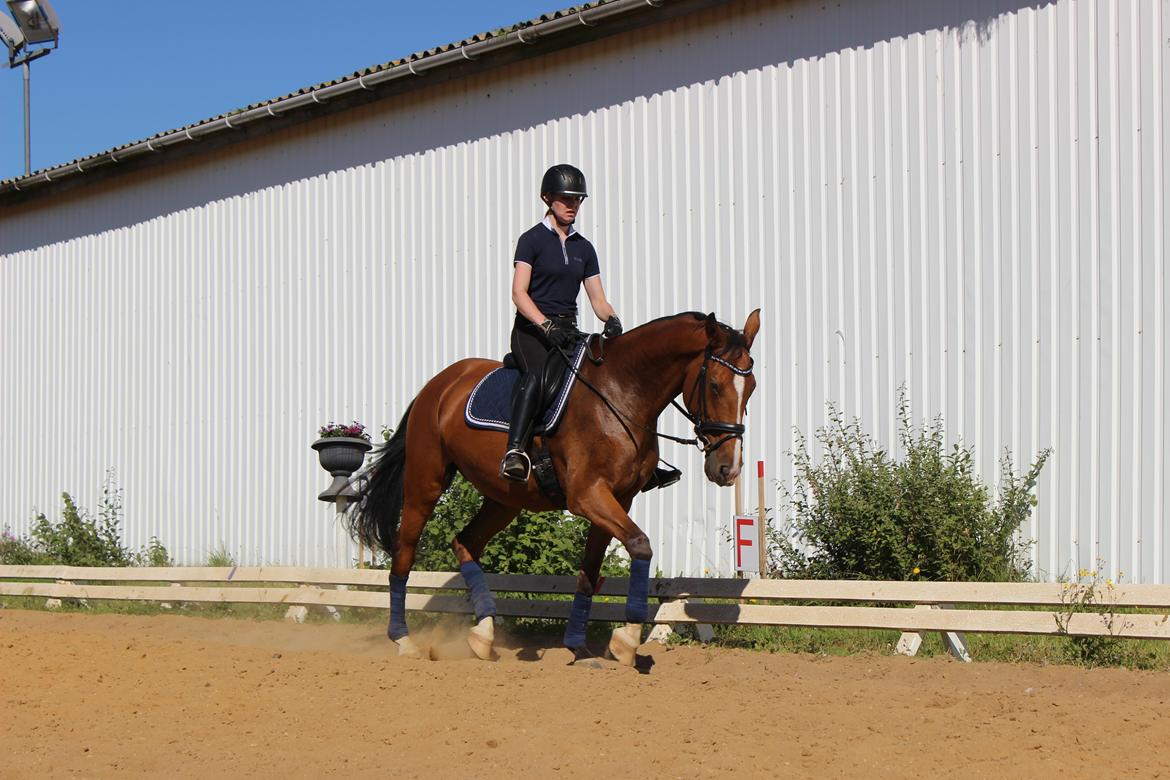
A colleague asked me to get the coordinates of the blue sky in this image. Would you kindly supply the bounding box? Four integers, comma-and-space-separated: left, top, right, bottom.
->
0, 0, 564, 181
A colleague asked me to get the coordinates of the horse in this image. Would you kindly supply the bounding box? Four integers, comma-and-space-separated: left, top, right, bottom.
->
348, 309, 760, 665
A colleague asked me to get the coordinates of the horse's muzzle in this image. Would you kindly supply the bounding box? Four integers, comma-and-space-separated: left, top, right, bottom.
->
705, 456, 741, 487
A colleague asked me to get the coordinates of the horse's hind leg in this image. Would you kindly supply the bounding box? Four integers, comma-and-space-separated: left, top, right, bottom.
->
387, 459, 450, 658
451, 498, 519, 660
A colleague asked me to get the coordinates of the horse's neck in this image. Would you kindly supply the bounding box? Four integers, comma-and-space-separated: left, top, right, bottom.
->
593, 318, 706, 425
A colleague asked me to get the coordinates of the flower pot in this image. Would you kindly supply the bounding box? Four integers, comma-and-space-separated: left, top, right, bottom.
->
311, 436, 373, 502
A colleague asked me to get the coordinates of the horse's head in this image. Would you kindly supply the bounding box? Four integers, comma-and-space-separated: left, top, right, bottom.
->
680, 310, 760, 487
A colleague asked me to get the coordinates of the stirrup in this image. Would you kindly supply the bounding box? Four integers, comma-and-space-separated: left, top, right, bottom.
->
499, 449, 532, 482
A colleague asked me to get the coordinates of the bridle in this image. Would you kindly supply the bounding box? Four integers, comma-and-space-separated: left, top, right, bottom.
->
554, 333, 754, 455
669, 348, 754, 454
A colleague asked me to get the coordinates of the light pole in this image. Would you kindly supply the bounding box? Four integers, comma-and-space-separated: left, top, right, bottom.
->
3, 1, 60, 176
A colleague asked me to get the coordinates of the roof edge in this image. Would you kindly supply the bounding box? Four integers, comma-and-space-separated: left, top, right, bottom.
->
0, 0, 728, 207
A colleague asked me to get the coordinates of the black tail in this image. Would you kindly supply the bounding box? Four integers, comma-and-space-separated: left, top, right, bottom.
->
347, 402, 412, 556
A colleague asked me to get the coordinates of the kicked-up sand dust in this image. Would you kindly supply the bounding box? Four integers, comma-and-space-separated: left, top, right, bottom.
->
2, 608, 1170, 778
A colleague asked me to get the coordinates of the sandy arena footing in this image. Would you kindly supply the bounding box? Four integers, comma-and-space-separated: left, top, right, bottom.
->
2, 609, 1169, 777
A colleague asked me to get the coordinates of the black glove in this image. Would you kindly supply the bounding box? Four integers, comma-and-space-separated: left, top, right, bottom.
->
539, 319, 578, 349
603, 315, 623, 339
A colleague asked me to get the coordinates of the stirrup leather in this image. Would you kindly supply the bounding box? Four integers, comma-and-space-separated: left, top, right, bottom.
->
499, 448, 532, 481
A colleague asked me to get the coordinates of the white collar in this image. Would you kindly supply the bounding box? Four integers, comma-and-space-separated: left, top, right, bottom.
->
542, 215, 577, 237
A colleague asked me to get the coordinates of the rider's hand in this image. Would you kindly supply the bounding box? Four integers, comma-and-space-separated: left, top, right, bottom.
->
603, 315, 623, 340
540, 319, 577, 349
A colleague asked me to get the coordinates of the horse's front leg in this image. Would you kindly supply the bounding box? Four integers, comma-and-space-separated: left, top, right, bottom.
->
563, 524, 614, 659
567, 488, 652, 667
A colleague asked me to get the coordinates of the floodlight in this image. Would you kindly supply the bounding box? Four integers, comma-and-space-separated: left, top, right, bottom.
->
6, 0, 59, 46
0, 13, 24, 60
4, 0, 60, 175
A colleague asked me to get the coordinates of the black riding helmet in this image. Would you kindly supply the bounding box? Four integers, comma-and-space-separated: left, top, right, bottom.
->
541, 164, 588, 199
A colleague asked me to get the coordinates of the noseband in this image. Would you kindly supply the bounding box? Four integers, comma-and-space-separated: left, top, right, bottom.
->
671, 349, 754, 454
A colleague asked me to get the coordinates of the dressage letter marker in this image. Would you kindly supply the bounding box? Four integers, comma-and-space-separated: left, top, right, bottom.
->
734, 514, 760, 574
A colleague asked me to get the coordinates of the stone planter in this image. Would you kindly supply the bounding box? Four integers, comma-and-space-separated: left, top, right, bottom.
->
311, 436, 373, 504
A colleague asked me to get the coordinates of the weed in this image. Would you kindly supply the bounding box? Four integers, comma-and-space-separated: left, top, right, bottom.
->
205, 544, 236, 568
1055, 561, 1136, 668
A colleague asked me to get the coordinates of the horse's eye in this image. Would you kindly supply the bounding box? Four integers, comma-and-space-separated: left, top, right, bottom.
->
710, 382, 722, 396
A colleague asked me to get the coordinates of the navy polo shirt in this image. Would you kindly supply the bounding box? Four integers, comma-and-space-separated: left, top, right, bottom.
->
513, 217, 600, 316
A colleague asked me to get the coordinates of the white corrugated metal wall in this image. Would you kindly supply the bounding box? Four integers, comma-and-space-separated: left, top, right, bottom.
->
1, 0, 1167, 581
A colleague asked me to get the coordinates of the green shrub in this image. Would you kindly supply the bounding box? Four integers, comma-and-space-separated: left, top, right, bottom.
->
139, 537, 173, 567
0, 526, 47, 565
774, 391, 1050, 582
382, 474, 627, 577
28, 490, 134, 567
1, 469, 171, 567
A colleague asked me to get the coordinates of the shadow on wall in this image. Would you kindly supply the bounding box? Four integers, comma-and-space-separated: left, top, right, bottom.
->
0, 0, 1045, 254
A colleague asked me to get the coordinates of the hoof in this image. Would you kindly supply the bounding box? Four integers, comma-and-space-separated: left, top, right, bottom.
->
606, 622, 642, 667
566, 644, 593, 662
395, 635, 428, 659
467, 616, 496, 661
566, 646, 618, 670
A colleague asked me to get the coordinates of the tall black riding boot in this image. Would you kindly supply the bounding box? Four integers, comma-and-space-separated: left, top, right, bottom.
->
499, 373, 542, 482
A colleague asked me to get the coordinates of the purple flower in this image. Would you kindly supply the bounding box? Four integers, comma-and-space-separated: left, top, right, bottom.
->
317, 419, 371, 442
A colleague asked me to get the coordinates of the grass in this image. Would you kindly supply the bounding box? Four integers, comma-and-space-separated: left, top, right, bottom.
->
678, 621, 1170, 670
0, 592, 365, 625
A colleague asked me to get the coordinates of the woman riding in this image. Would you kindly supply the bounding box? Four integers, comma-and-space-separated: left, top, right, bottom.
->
500, 163, 622, 481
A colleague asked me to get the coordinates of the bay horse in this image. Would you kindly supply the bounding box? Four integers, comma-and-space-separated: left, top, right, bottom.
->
348, 309, 760, 665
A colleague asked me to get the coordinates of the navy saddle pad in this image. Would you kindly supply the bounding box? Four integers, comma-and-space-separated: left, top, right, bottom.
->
465, 340, 589, 436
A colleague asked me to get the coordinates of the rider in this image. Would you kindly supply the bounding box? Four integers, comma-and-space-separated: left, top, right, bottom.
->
500, 163, 622, 481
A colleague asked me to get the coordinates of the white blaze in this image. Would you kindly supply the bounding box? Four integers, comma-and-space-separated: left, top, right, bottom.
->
732, 374, 746, 467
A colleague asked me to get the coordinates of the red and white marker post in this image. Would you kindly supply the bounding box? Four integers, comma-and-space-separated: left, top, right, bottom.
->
757, 460, 767, 576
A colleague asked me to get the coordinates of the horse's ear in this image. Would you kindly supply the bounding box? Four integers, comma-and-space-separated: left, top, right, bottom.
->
743, 309, 761, 349
704, 312, 720, 341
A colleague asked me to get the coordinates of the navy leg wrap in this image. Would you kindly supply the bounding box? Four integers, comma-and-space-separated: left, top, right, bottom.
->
563, 592, 593, 648
626, 558, 651, 623
388, 574, 409, 640
460, 561, 497, 622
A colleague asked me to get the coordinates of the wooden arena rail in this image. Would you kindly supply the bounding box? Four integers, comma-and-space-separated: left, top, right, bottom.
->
3, 566, 1170, 644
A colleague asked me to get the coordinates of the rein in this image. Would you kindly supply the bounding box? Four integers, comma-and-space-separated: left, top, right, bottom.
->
552, 337, 643, 447
553, 335, 753, 455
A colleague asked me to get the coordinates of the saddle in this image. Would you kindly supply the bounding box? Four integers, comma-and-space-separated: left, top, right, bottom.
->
501, 349, 572, 417
464, 340, 588, 437
464, 337, 682, 502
